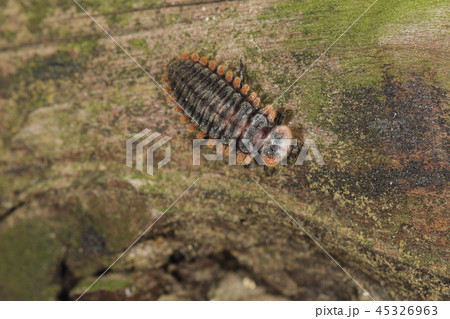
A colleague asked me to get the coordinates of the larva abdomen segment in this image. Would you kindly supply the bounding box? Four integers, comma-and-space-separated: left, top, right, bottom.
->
168, 58, 251, 139
166, 55, 293, 166
200, 85, 235, 132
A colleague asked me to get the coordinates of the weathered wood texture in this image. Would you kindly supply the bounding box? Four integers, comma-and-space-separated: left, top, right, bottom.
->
0, 0, 448, 300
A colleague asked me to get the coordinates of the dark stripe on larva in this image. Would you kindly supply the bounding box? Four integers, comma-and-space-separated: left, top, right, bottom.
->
224, 101, 255, 139
170, 62, 200, 100
174, 64, 205, 104
167, 58, 280, 154
194, 76, 229, 128
190, 73, 222, 122
173, 63, 207, 104
208, 92, 243, 139
200, 84, 234, 131
182, 68, 213, 114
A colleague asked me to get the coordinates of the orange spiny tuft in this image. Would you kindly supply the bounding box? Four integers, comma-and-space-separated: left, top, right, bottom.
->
237, 152, 246, 164
167, 97, 175, 103
225, 71, 233, 82
217, 65, 225, 76
188, 124, 197, 131
174, 106, 182, 113
200, 57, 208, 66
268, 110, 276, 122
191, 53, 199, 62
197, 131, 206, 139
164, 86, 171, 93
232, 77, 241, 89
181, 115, 190, 123
162, 75, 169, 82
263, 156, 280, 167
240, 84, 250, 95
252, 97, 260, 107
248, 92, 257, 102
207, 139, 216, 148
208, 60, 216, 71
261, 105, 273, 114
261, 105, 275, 122
181, 53, 190, 60
243, 155, 253, 165
224, 147, 230, 156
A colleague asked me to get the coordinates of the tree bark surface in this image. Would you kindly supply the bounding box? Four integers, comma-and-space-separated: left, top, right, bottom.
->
0, 0, 448, 300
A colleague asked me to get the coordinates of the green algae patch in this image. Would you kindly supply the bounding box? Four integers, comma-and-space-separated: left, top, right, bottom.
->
0, 49, 85, 143
0, 220, 63, 300
74, 274, 132, 293
259, 0, 449, 102
254, 0, 449, 290
129, 38, 154, 58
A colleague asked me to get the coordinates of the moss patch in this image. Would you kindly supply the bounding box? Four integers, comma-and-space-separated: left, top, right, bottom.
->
0, 220, 62, 300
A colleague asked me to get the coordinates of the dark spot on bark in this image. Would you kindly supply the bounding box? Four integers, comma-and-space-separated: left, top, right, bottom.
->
314, 73, 448, 199
169, 250, 186, 264
81, 227, 107, 255
0, 51, 82, 99
333, 75, 447, 156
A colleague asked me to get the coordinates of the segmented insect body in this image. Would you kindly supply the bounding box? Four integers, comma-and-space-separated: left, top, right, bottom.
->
164, 53, 292, 166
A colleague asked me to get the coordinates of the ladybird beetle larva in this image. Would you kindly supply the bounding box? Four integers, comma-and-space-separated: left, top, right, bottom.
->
163, 53, 293, 166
